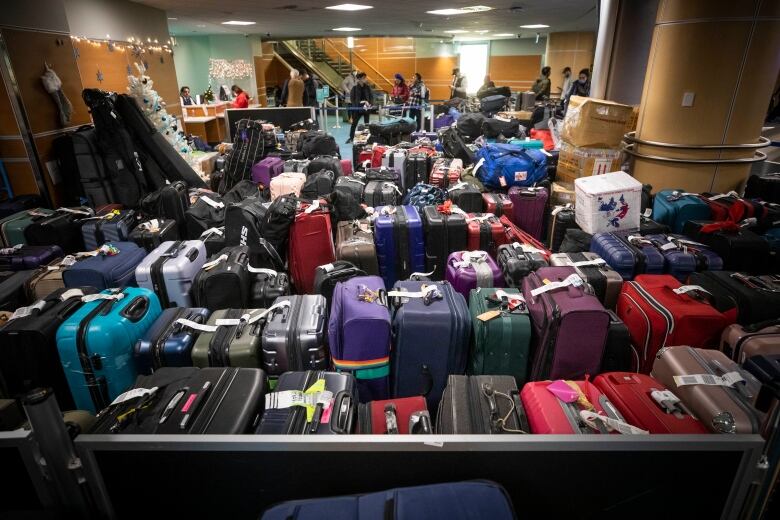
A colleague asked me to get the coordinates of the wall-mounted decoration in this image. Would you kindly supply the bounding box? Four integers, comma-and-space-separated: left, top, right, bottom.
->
208, 58, 252, 79
96, 69, 104, 83
41, 63, 73, 127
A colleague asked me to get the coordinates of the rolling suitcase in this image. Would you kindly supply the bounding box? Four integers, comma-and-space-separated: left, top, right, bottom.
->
0, 270, 34, 312
81, 210, 137, 251
189, 307, 275, 368
643, 233, 723, 282
744, 173, 780, 203
601, 310, 634, 373
381, 148, 408, 190
430, 157, 463, 188
404, 152, 431, 189
340, 158, 353, 176
249, 270, 290, 309
682, 221, 769, 274
522, 266, 610, 380
0, 244, 62, 271
688, 271, 780, 326
447, 182, 482, 213
256, 370, 356, 434
446, 251, 504, 299
252, 156, 284, 187
261, 295, 329, 376
335, 220, 379, 275
357, 396, 431, 434
390, 280, 471, 410
24, 207, 92, 254
313, 261, 367, 309
466, 213, 507, 258
593, 372, 709, 434
422, 206, 468, 280
374, 205, 425, 288
133, 307, 210, 374
135, 240, 207, 308
25, 259, 68, 301
329, 276, 392, 402
499, 214, 551, 261
56, 287, 163, 413
437, 374, 529, 434
652, 346, 763, 434
270, 171, 306, 200
652, 190, 711, 233
617, 275, 735, 374
129, 218, 179, 252
300, 170, 335, 201
192, 246, 251, 311
0, 208, 54, 247
482, 193, 513, 219
140, 181, 189, 231
549, 252, 623, 309
62, 241, 146, 290
363, 180, 401, 207
509, 186, 548, 240
589, 232, 665, 280
720, 320, 780, 364
496, 242, 549, 287
288, 204, 335, 294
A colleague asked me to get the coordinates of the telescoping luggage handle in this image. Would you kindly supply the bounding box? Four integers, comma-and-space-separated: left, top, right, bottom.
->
175, 300, 291, 333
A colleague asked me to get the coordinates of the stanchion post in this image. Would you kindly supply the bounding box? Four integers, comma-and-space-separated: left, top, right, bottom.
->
429, 104, 434, 133
332, 96, 341, 129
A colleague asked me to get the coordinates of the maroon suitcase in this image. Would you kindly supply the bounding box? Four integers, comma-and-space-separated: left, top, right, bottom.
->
466, 213, 507, 259
357, 396, 431, 434
481, 193, 514, 219
509, 186, 548, 240
288, 203, 336, 293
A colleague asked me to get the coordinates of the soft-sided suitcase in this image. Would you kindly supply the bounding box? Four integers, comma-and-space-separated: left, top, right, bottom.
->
0, 244, 62, 271
480, 94, 508, 116
589, 232, 665, 280
201, 226, 226, 257
390, 280, 471, 410
313, 261, 367, 309
252, 156, 284, 187
133, 307, 210, 374
720, 320, 780, 364
270, 171, 306, 200
482, 193, 513, 219
549, 252, 623, 309
601, 310, 634, 373
340, 158, 353, 176
509, 186, 548, 240
688, 271, 780, 326
0, 208, 54, 247
62, 241, 146, 290
496, 242, 549, 287
80, 210, 137, 251
522, 266, 610, 380
422, 206, 468, 280
288, 204, 335, 294
616, 275, 735, 374
56, 287, 163, 413
335, 220, 379, 275
430, 157, 463, 189
223, 196, 268, 257
363, 180, 401, 207
140, 181, 190, 231
466, 213, 507, 259
129, 218, 179, 252
24, 207, 92, 254
652, 346, 763, 434
682, 220, 769, 274
329, 276, 392, 402
300, 170, 335, 201
134, 240, 206, 308
24, 259, 68, 301
261, 295, 329, 376
333, 176, 366, 204
192, 246, 251, 311
189, 307, 276, 368
652, 190, 711, 234
447, 182, 482, 213
446, 251, 504, 299
256, 370, 356, 434
374, 205, 426, 288
436, 374, 529, 434
357, 396, 431, 434
593, 372, 709, 434
89, 366, 265, 434
221, 119, 275, 193
468, 287, 532, 384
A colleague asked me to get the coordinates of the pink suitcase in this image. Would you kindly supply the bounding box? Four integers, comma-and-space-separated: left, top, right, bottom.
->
270, 171, 306, 200
340, 158, 353, 176
521, 379, 622, 434
444, 250, 503, 300
252, 156, 284, 187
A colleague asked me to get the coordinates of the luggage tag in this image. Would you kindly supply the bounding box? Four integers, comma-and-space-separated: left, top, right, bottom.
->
665, 191, 697, 202
511, 242, 545, 255
81, 291, 126, 303
139, 219, 161, 232
579, 410, 649, 435
199, 196, 224, 209
650, 389, 687, 418
489, 289, 527, 314
201, 254, 229, 271
408, 268, 436, 281
0, 244, 23, 255
386, 284, 442, 306
672, 371, 745, 388
199, 226, 224, 239
56, 207, 94, 216
7, 299, 47, 321
643, 208, 652, 218
447, 182, 468, 193
707, 191, 739, 201
530, 274, 584, 297
672, 285, 711, 297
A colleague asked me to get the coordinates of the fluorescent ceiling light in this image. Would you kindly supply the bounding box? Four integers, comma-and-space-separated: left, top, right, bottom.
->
427, 6, 492, 15
494, 33, 515, 37
333, 27, 362, 31
519, 24, 549, 29
167, 17, 178, 20
444, 29, 469, 34
326, 4, 373, 10
474, 30, 490, 34
222, 20, 256, 25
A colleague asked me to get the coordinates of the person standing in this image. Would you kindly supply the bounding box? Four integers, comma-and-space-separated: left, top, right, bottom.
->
301, 70, 318, 108
560, 67, 572, 97
341, 70, 357, 122
450, 68, 467, 99
347, 72, 373, 143
230, 85, 249, 108
531, 66, 552, 100
407, 73, 427, 131
391, 73, 410, 105
285, 69, 304, 108
476, 74, 496, 97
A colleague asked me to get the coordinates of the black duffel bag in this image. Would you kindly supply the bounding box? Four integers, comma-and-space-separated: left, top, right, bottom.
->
455, 113, 486, 142
440, 127, 475, 165
477, 86, 512, 99
299, 131, 340, 159
185, 192, 226, 239
482, 117, 523, 139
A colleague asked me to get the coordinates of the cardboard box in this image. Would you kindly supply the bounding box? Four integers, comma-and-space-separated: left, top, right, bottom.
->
550, 181, 576, 207
561, 96, 634, 149
192, 151, 220, 176
556, 141, 623, 184
574, 171, 642, 234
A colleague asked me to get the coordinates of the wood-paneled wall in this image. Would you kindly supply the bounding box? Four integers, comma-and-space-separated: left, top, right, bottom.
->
545, 32, 596, 95
488, 55, 542, 93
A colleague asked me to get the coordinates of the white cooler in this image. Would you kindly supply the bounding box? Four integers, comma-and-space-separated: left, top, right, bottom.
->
574, 171, 642, 234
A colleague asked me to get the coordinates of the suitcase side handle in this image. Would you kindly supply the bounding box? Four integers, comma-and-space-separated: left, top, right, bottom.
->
420, 364, 433, 397
329, 390, 355, 434
120, 296, 150, 322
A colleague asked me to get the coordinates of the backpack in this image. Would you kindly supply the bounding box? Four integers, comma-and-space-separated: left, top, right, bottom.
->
474, 144, 548, 189
402, 183, 446, 213
300, 170, 335, 201
299, 131, 339, 158
440, 127, 475, 165
455, 113, 486, 142
261, 195, 299, 256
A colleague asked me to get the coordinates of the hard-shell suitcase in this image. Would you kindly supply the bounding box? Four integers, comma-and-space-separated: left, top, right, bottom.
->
335, 220, 379, 275
422, 206, 468, 280
616, 275, 735, 374
81, 210, 137, 251
593, 372, 709, 434
447, 182, 482, 213
638, 215, 671, 235
652, 190, 711, 234
522, 266, 610, 380
270, 171, 306, 200
601, 310, 634, 373
381, 148, 408, 191
496, 242, 549, 287
720, 320, 780, 364
547, 204, 578, 253
549, 252, 623, 309
430, 157, 463, 189
688, 271, 780, 326
0, 244, 62, 271
56, 287, 163, 413
62, 241, 146, 290
357, 396, 431, 434
189, 308, 272, 368
256, 370, 356, 434
24, 207, 93, 254
509, 186, 548, 240
288, 205, 335, 294
333, 176, 366, 204
642, 233, 723, 282
374, 205, 426, 288
249, 270, 290, 309
390, 280, 471, 410
329, 276, 392, 402
0, 208, 54, 247
140, 181, 189, 231
363, 180, 401, 207
744, 173, 780, 203
0, 270, 34, 312
340, 158, 353, 176
468, 287, 531, 384
313, 261, 367, 309
404, 152, 431, 189
133, 307, 210, 374
589, 233, 665, 280
192, 246, 251, 311
682, 221, 769, 274
446, 251, 504, 299
466, 213, 507, 259
129, 218, 179, 252
252, 156, 284, 187
135, 240, 206, 308
482, 192, 513, 219
436, 374, 529, 434
261, 295, 329, 376
652, 346, 763, 434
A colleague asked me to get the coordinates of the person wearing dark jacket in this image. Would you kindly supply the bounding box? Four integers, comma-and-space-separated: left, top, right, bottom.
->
347, 72, 373, 143
301, 70, 319, 108
564, 68, 591, 112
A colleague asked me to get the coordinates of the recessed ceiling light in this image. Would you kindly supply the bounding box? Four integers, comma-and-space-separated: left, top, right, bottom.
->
519, 24, 549, 29
475, 30, 489, 34
427, 6, 492, 15
167, 17, 178, 20
222, 20, 256, 26
494, 33, 515, 37
326, 3, 373, 10
332, 27, 362, 31
444, 29, 469, 34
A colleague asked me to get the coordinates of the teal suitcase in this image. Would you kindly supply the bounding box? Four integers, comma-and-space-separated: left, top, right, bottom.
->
0, 208, 54, 247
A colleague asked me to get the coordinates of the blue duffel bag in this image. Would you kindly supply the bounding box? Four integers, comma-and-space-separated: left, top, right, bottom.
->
474, 143, 547, 189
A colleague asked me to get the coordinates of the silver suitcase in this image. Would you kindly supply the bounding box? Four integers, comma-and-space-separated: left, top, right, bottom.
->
135, 240, 206, 308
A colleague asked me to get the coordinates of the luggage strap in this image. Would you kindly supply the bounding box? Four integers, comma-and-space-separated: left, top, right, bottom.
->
579, 410, 649, 435
387, 284, 443, 305
550, 204, 573, 215
511, 241, 545, 255
56, 207, 94, 216
570, 258, 606, 268
454, 251, 493, 287
529, 273, 584, 297
199, 196, 224, 209
175, 301, 291, 332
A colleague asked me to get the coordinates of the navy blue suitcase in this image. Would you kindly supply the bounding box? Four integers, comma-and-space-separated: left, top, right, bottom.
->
374, 205, 425, 288
133, 307, 211, 374
261, 481, 516, 520
0, 244, 62, 270
81, 210, 137, 250
390, 280, 471, 411
590, 232, 665, 280
644, 234, 723, 282
62, 241, 147, 290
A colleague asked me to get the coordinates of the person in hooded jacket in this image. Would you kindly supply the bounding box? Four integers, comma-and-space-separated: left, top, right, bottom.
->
564, 68, 591, 112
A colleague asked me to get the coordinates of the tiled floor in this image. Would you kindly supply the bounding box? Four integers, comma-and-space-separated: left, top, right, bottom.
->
320, 112, 382, 161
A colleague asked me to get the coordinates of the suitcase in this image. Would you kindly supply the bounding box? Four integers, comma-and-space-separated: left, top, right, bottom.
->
283, 159, 311, 173
335, 220, 379, 275
522, 266, 610, 380
381, 148, 408, 191
129, 218, 179, 252
447, 183, 483, 213
329, 276, 392, 402
638, 215, 671, 236
249, 270, 290, 309
720, 321, 780, 364
592, 372, 709, 434
745, 173, 780, 203
468, 287, 532, 384
190, 308, 272, 368
682, 220, 769, 274
687, 271, 780, 326
256, 370, 356, 434
0, 208, 54, 247
643, 233, 723, 282
363, 180, 401, 207
430, 157, 463, 189
652, 190, 711, 234
496, 242, 549, 287
56, 287, 163, 413
0, 270, 34, 313
81, 210, 137, 251
652, 346, 763, 433
437, 374, 529, 434
333, 176, 366, 204
252, 156, 284, 187
261, 295, 329, 376
403, 152, 431, 189
25, 259, 68, 301
288, 205, 335, 294
589, 232, 665, 280
270, 171, 306, 200
140, 181, 189, 231
340, 158, 353, 176
509, 186, 548, 240
422, 206, 468, 280
357, 396, 431, 434
617, 275, 735, 374
601, 310, 634, 373
135, 240, 206, 308
0, 244, 62, 271
24, 207, 92, 254
549, 252, 623, 309
300, 170, 335, 201
374, 205, 426, 288
466, 213, 507, 259
192, 246, 251, 311
185, 193, 225, 240
61, 241, 146, 290
480, 94, 508, 116
482, 193, 513, 219
133, 307, 211, 374
499, 214, 552, 261
390, 280, 471, 410
0, 287, 97, 410
313, 261, 367, 309
200, 226, 226, 257
89, 366, 265, 434
446, 251, 504, 299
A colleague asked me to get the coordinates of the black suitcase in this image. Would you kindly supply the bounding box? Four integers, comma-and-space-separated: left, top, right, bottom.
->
312, 260, 367, 309
422, 206, 468, 279
300, 170, 336, 201
363, 180, 400, 207
436, 375, 529, 434
249, 270, 291, 308
192, 246, 251, 311
682, 220, 770, 274
600, 310, 633, 373
221, 119, 273, 194
744, 173, 780, 204
0, 270, 34, 312
546, 204, 578, 253
334, 176, 366, 204
256, 370, 356, 434
89, 367, 266, 434
404, 152, 431, 189
140, 181, 190, 230
448, 183, 483, 213
637, 215, 671, 235
260, 295, 329, 376
51, 126, 113, 207
688, 271, 780, 326
497, 242, 549, 287
300, 131, 340, 159
129, 218, 180, 252
24, 208, 92, 254
306, 156, 342, 177
559, 228, 593, 254
185, 193, 226, 239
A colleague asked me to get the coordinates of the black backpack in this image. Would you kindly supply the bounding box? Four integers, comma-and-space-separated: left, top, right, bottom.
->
185, 193, 226, 239
301, 170, 335, 201
140, 181, 190, 229
440, 127, 475, 165
261, 195, 299, 257
221, 119, 273, 194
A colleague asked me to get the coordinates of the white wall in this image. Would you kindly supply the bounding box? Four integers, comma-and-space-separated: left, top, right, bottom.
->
63, 0, 171, 43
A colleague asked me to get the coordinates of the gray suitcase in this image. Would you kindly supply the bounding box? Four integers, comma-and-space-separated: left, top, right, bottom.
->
135, 240, 207, 308
261, 294, 329, 376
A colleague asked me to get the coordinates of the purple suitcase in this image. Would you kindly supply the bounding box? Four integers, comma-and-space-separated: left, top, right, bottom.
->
252, 156, 285, 187
522, 266, 610, 381
509, 186, 548, 240
445, 250, 504, 299
0, 244, 62, 271
328, 275, 392, 402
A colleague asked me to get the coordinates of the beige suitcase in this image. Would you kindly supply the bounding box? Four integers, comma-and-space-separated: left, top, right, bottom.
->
270, 171, 306, 200
720, 322, 780, 364
26, 258, 67, 301
335, 220, 379, 275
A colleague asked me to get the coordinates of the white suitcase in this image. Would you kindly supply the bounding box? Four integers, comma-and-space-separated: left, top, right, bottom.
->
574, 171, 642, 235
135, 240, 206, 308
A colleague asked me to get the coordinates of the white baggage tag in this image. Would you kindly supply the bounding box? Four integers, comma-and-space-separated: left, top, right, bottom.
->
81, 292, 125, 303
140, 219, 161, 232
247, 266, 278, 276
111, 387, 158, 406
59, 289, 85, 301
320, 263, 335, 273
304, 200, 321, 214
660, 242, 677, 251
200, 196, 224, 209
199, 227, 224, 239
447, 182, 468, 192
570, 258, 606, 267
201, 254, 228, 271
512, 242, 545, 255
708, 191, 739, 201
265, 390, 334, 410
8, 300, 46, 321
409, 268, 436, 279
550, 204, 573, 216
0, 244, 22, 255
57, 207, 94, 216
530, 274, 584, 297
673, 371, 745, 388
386, 284, 440, 299
580, 410, 649, 435
673, 285, 711, 296
643, 208, 652, 218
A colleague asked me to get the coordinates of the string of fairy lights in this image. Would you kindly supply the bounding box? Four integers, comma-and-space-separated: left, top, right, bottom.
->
69, 34, 175, 55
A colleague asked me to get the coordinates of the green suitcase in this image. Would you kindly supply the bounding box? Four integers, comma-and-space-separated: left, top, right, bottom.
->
0, 208, 54, 247
468, 287, 532, 385
190, 308, 265, 368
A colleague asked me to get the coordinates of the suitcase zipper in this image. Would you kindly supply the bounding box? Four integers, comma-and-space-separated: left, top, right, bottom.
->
629, 281, 675, 344
620, 292, 652, 369
287, 298, 303, 371
208, 309, 243, 367
76, 297, 117, 411
468, 377, 489, 434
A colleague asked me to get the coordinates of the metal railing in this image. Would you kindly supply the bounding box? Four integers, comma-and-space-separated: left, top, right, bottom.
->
321, 38, 395, 92
622, 132, 769, 164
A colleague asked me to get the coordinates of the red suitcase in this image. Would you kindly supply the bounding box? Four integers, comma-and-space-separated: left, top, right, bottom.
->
340, 158, 353, 176
466, 213, 507, 259
357, 149, 373, 170
616, 275, 735, 374
357, 396, 431, 434
593, 372, 710, 434
481, 193, 514, 219
370, 145, 388, 168
498, 214, 551, 262
430, 158, 463, 189
288, 203, 336, 293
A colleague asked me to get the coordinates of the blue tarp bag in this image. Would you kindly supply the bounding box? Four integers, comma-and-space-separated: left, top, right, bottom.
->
475, 143, 547, 189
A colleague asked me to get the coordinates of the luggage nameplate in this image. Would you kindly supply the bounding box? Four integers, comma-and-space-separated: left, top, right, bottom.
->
0, 244, 22, 255
8, 299, 47, 321
672, 372, 745, 388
